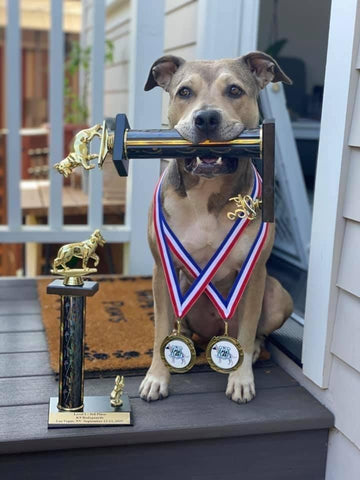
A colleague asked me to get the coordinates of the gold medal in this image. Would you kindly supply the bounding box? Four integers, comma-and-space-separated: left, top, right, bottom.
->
160, 320, 196, 373
206, 322, 244, 374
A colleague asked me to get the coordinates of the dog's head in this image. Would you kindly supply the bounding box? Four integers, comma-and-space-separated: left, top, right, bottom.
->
145, 52, 291, 178
54, 161, 71, 178
92, 229, 106, 247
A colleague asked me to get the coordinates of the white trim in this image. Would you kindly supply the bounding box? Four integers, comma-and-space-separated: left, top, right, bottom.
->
302, 0, 359, 387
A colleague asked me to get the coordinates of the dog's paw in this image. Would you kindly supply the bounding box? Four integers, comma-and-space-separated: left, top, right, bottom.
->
139, 368, 170, 402
226, 368, 256, 404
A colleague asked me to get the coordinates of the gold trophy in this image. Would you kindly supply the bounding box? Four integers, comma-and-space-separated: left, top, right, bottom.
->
53, 114, 275, 222
110, 375, 125, 407
47, 230, 132, 427
54, 121, 113, 177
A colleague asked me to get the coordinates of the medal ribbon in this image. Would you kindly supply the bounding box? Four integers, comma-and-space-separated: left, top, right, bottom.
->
153, 164, 269, 319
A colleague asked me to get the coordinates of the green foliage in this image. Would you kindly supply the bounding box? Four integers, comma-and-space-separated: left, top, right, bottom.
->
64, 40, 114, 124
265, 38, 288, 59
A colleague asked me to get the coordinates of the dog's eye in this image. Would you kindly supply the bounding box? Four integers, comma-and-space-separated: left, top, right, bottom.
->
227, 85, 244, 98
178, 87, 192, 98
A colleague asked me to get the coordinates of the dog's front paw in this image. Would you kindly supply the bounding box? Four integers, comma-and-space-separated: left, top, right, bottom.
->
226, 368, 256, 404
139, 366, 170, 402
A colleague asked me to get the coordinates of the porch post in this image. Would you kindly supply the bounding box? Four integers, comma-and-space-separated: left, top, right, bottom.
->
5, 0, 22, 230
123, 0, 164, 275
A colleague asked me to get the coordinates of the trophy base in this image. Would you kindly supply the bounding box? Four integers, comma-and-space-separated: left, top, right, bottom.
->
50, 268, 98, 286
48, 395, 132, 428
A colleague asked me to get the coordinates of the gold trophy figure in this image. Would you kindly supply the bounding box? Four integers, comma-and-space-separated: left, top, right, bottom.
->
54, 121, 113, 177
110, 375, 125, 408
51, 229, 106, 286
54, 124, 104, 177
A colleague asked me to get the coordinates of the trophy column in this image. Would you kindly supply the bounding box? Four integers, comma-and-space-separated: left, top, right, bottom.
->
47, 280, 98, 411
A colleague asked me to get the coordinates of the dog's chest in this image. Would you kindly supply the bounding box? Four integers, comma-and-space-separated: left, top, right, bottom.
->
163, 188, 256, 283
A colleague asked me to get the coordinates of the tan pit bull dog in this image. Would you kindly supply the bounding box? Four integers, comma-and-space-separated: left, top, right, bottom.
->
139, 51, 293, 404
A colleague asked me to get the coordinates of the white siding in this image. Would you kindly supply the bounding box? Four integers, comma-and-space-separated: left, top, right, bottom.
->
331, 289, 360, 374
104, 1, 130, 118
324, 13, 360, 462
164, 0, 197, 52
161, 0, 198, 127
326, 430, 360, 480
349, 80, 360, 147
328, 357, 360, 450
337, 220, 360, 298
343, 148, 360, 222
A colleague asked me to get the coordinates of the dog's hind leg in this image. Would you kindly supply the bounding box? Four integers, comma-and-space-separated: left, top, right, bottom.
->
252, 275, 293, 363
139, 264, 173, 402
257, 275, 293, 337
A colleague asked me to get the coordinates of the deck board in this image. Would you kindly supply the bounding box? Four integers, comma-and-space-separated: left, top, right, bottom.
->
0, 300, 41, 315
0, 314, 44, 333
0, 365, 297, 407
0, 286, 38, 301
0, 352, 52, 378
0, 331, 47, 353
0, 386, 333, 455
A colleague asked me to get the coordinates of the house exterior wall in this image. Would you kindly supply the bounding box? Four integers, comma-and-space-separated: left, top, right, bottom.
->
104, 0, 131, 118
82, 0, 131, 199
102, 0, 198, 127
274, 1, 360, 477
161, 0, 198, 127
324, 18, 360, 471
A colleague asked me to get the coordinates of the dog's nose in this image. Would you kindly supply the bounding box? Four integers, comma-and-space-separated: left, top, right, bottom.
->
194, 109, 221, 134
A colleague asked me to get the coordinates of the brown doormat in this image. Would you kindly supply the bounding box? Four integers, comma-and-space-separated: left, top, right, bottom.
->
37, 277, 208, 376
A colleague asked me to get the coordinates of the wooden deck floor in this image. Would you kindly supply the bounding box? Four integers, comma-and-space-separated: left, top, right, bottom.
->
0, 278, 333, 479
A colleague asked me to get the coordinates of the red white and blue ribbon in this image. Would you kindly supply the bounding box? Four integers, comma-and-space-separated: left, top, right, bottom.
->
153, 164, 269, 319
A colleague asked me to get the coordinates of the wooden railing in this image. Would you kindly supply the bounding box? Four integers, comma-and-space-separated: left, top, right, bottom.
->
0, 0, 164, 275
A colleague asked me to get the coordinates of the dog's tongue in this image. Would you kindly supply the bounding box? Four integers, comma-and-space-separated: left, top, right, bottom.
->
201, 157, 218, 164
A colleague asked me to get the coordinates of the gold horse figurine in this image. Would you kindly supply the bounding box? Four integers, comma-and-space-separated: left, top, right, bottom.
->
54, 124, 103, 177
51, 229, 106, 285
110, 375, 125, 408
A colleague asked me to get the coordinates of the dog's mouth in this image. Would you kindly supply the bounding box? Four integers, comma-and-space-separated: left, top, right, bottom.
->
184, 156, 238, 177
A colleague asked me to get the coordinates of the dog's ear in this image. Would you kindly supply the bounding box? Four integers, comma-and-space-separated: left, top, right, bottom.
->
242, 51, 292, 89
144, 55, 185, 92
